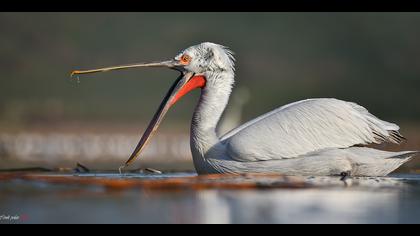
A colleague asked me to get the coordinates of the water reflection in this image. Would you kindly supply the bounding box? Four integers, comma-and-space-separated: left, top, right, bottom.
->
1, 175, 420, 224
212, 189, 400, 224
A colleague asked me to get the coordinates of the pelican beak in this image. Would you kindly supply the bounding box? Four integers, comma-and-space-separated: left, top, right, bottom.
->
71, 60, 206, 168
71, 59, 182, 77
124, 71, 205, 166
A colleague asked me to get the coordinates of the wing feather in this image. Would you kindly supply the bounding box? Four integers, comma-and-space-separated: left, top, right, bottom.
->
223, 98, 403, 162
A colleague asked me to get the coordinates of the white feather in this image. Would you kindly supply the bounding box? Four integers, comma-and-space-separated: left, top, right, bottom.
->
224, 98, 403, 162
205, 147, 418, 176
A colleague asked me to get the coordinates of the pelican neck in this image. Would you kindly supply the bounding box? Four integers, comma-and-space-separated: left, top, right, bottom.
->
190, 71, 235, 157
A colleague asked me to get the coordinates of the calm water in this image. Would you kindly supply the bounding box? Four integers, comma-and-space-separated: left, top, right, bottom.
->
1, 173, 420, 224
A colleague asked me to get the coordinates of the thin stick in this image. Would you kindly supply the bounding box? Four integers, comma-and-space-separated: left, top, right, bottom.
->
118, 165, 126, 175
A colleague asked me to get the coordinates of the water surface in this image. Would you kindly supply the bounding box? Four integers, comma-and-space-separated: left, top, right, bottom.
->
1, 173, 420, 224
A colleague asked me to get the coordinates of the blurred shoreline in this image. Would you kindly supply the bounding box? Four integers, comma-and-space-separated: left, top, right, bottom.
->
0, 121, 419, 172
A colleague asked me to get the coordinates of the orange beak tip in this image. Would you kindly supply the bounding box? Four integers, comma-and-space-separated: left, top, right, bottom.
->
70, 71, 82, 84
70, 71, 79, 77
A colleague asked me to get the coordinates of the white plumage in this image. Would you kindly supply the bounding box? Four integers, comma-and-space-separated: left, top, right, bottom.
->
73, 42, 419, 176
224, 98, 403, 162
183, 43, 417, 176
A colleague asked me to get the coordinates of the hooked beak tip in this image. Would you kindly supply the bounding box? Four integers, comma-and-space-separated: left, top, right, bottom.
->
70, 70, 80, 78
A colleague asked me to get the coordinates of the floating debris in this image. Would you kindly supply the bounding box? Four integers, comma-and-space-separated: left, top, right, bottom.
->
144, 168, 163, 174
74, 163, 90, 173
1, 171, 416, 190
0, 173, 308, 190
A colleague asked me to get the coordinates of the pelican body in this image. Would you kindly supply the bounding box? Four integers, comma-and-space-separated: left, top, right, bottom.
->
72, 42, 418, 177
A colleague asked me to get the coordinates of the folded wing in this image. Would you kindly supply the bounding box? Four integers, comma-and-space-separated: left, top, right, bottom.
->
223, 98, 404, 162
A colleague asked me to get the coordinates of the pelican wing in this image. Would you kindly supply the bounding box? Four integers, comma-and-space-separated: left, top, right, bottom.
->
223, 98, 404, 162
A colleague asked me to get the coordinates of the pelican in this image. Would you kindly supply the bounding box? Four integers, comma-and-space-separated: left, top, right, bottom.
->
72, 42, 418, 177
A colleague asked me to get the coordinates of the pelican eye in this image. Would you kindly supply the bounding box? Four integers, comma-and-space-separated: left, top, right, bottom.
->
180, 54, 192, 65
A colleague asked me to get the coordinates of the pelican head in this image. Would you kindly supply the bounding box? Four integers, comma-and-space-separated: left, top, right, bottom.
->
71, 42, 236, 167
174, 42, 235, 74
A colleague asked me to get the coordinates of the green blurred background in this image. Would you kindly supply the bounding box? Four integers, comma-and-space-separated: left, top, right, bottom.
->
0, 12, 419, 170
